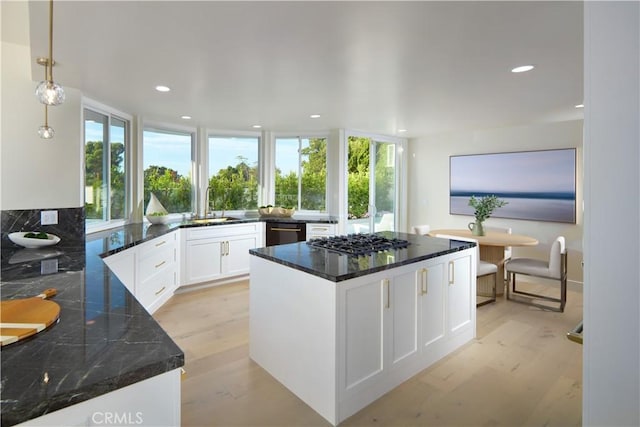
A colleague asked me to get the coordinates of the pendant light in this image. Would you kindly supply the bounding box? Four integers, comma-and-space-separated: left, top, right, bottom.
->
38, 105, 55, 139
35, 0, 65, 106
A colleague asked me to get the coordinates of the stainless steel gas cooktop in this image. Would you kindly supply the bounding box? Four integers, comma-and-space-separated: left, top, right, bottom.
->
306, 234, 410, 256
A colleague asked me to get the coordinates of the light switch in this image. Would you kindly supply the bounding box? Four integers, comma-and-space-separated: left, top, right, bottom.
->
41, 210, 58, 225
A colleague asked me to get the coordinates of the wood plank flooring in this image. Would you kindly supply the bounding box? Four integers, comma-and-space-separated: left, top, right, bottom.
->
154, 279, 583, 426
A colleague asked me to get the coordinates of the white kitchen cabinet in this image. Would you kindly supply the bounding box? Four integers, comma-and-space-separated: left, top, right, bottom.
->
250, 245, 476, 426
446, 252, 474, 336
103, 230, 178, 314
181, 222, 263, 286
417, 262, 446, 358
184, 237, 224, 284
340, 267, 420, 399
306, 223, 336, 240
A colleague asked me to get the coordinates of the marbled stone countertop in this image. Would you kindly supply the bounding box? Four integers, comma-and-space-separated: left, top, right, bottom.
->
0, 223, 187, 426
249, 231, 475, 282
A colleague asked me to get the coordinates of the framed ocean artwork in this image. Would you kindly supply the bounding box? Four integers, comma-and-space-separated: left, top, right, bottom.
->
450, 148, 577, 223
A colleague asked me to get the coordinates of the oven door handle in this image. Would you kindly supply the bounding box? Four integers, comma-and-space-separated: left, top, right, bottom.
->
270, 227, 302, 232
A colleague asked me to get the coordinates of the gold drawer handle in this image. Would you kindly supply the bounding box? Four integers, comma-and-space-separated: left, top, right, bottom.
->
155, 240, 167, 247
155, 260, 166, 268
155, 286, 166, 296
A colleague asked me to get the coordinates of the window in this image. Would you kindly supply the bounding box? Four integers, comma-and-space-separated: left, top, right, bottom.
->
84, 108, 128, 226
143, 128, 193, 214
207, 135, 259, 212
275, 136, 327, 211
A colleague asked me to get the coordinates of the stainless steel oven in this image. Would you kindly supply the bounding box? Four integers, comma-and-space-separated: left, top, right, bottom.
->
265, 221, 306, 246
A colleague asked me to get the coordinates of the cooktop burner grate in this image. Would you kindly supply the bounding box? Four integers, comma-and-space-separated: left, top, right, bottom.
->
306, 234, 410, 256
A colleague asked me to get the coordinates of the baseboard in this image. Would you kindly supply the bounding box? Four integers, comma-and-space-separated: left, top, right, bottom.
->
174, 274, 249, 294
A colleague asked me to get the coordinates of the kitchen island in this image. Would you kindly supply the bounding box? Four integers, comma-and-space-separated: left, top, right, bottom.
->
249, 232, 477, 426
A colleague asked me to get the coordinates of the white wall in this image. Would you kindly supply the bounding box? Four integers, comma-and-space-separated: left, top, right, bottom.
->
1, 0, 82, 211
407, 120, 583, 283
583, 2, 639, 425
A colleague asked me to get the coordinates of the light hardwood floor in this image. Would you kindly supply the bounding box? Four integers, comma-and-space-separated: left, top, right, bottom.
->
154, 279, 583, 426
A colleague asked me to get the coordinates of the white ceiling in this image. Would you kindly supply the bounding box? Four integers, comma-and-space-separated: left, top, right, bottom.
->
27, 1, 584, 138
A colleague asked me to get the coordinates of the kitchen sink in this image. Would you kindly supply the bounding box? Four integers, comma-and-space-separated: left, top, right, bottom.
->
191, 217, 239, 224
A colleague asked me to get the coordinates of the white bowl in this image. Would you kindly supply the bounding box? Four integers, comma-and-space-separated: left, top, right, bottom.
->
8, 232, 61, 249
146, 214, 170, 224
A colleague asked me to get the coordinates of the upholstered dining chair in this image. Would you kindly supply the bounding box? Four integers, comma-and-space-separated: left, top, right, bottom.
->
435, 234, 498, 307
506, 236, 567, 312
411, 224, 430, 235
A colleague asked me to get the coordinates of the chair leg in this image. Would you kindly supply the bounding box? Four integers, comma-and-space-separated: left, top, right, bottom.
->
477, 272, 497, 307
507, 271, 565, 312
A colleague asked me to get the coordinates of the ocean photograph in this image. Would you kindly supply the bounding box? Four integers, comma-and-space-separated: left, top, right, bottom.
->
450, 149, 576, 223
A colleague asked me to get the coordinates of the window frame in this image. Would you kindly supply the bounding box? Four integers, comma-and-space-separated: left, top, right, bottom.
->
206, 130, 262, 216
272, 132, 330, 214
142, 122, 197, 219
83, 98, 133, 234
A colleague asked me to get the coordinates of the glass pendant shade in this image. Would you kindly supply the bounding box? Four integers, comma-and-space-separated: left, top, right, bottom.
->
38, 125, 55, 139
35, 79, 65, 106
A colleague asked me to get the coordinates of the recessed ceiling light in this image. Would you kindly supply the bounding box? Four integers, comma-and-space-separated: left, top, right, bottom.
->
310, 114, 321, 119
252, 124, 262, 129
511, 65, 535, 73
575, 104, 584, 108
155, 85, 171, 92
181, 115, 192, 120
398, 129, 407, 133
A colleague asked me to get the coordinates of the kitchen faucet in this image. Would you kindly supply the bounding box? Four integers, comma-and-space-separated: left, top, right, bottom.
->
204, 186, 215, 218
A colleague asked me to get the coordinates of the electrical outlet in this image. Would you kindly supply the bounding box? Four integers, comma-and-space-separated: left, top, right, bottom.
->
41, 210, 58, 225
41, 259, 58, 275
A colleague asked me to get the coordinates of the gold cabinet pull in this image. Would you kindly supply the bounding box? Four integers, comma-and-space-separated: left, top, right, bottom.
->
448, 261, 454, 285
383, 279, 390, 309
155, 240, 167, 247
155, 260, 166, 269
422, 268, 428, 295
155, 286, 166, 296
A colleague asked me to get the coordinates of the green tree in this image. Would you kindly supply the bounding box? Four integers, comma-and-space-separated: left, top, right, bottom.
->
144, 165, 191, 213
85, 141, 125, 219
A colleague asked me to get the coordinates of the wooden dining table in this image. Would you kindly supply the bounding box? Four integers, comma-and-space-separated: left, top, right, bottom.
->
428, 229, 539, 296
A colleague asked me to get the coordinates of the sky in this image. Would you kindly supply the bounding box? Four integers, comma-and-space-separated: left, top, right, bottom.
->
450, 149, 576, 194
85, 122, 300, 178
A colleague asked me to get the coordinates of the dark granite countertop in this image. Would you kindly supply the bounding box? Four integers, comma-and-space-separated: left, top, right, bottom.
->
0, 214, 337, 426
0, 223, 188, 426
249, 231, 475, 282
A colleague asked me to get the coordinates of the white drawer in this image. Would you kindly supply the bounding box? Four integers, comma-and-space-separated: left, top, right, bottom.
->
138, 267, 175, 309
185, 222, 261, 240
138, 244, 175, 279
306, 223, 336, 240
138, 233, 176, 259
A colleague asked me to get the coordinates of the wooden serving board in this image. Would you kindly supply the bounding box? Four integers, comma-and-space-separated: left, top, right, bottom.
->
0, 288, 60, 346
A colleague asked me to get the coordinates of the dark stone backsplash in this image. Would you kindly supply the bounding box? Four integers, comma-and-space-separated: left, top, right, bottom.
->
1, 207, 85, 249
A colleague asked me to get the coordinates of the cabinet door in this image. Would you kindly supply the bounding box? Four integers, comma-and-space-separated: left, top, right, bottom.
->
418, 263, 446, 351
388, 270, 420, 369
341, 279, 385, 394
447, 253, 473, 334
223, 235, 258, 277
184, 237, 223, 284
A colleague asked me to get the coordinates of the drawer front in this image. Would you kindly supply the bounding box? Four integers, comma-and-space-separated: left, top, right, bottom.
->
138, 232, 176, 259
138, 244, 175, 280
185, 223, 261, 240
138, 267, 175, 309
306, 223, 336, 240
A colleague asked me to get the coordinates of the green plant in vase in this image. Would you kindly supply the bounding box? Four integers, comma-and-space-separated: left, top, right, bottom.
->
468, 195, 508, 236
